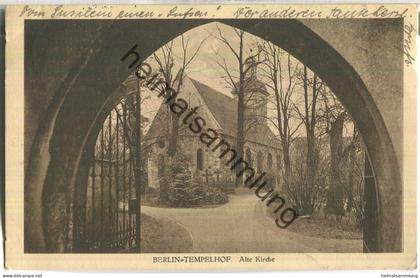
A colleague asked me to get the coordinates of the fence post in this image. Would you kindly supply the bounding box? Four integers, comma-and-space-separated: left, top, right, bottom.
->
134, 80, 142, 252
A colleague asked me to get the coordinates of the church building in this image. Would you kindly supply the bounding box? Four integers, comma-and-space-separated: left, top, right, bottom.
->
144, 61, 282, 190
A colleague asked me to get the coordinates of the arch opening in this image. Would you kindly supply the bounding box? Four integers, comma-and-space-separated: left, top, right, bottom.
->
25, 19, 401, 253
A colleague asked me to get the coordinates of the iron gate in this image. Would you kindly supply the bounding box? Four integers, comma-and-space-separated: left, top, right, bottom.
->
75, 91, 142, 253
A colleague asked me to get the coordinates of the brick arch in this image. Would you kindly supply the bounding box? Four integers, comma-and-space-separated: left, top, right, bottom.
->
25, 19, 401, 252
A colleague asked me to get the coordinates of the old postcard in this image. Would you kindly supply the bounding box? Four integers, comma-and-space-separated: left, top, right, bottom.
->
5, 3, 417, 270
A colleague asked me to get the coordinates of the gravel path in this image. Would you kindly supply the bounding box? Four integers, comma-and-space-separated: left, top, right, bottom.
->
141, 190, 362, 253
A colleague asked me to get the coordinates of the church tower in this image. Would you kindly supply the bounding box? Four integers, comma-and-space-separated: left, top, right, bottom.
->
237, 55, 269, 127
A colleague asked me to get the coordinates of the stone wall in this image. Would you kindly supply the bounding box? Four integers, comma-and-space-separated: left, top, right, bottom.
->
147, 134, 281, 191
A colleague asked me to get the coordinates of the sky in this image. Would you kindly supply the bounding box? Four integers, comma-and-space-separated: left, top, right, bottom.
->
143, 22, 252, 95
138, 22, 355, 139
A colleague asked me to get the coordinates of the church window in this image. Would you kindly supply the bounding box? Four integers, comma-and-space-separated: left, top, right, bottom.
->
246, 148, 253, 167
197, 148, 204, 170
257, 151, 263, 173
267, 153, 273, 170
277, 155, 282, 170
158, 154, 165, 177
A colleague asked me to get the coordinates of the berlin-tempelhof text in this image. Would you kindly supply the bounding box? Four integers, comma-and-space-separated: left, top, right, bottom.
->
121, 45, 299, 228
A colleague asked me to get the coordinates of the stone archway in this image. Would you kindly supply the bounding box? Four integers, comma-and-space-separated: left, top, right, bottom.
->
25, 19, 401, 253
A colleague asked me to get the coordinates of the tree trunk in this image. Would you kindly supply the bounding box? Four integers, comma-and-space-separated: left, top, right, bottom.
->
282, 141, 291, 184
302, 66, 317, 215
272, 72, 292, 190
234, 33, 246, 187
236, 88, 245, 186
326, 113, 345, 221
346, 140, 356, 213
167, 111, 179, 157
167, 78, 182, 157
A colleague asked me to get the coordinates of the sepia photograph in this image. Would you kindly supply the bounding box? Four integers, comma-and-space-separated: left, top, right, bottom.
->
5, 4, 417, 270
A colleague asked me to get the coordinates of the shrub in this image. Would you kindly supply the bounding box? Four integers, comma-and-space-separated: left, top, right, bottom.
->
165, 156, 228, 207
264, 172, 277, 191
166, 155, 194, 207
212, 180, 235, 194
205, 186, 229, 205
144, 186, 158, 195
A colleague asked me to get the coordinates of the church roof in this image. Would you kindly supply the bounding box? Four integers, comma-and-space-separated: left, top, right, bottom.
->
189, 78, 279, 148
232, 76, 269, 96
144, 76, 280, 149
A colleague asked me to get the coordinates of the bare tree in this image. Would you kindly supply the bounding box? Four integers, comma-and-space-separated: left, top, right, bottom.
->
153, 35, 206, 156
291, 66, 324, 215
211, 25, 264, 186
318, 86, 355, 222
343, 125, 359, 214
260, 42, 302, 189
325, 111, 346, 222
152, 34, 206, 201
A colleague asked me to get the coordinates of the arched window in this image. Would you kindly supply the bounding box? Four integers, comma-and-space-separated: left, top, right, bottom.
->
267, 153, 273, 170
257, 151, 263, 173
277, 155, 282, 170
246, 148, 252, 167
158, 154, 165, 177
197, 148, 204, 170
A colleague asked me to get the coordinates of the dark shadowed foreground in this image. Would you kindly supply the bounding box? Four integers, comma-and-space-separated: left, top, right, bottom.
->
141, 214, 193, 253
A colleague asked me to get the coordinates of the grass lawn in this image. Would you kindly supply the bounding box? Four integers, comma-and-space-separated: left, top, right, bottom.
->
141, 191, 228, 209
140, 213, 193, 253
